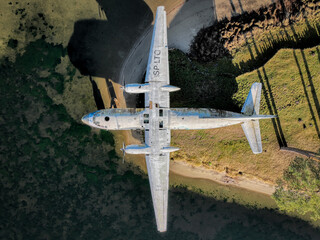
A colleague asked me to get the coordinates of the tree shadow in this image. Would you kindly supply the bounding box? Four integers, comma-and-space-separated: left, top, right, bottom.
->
229, 0, 237, 16
237, 21, 320, 73
169, 49, 239, 111
291, 22, 320, 124
292, 47, 320, 138
68, 0, 153, 80
279, 23, 320, 139
244, 31, 287, 148
237, 0, 244, 14
316, 47, 320, 63
89, 77, 105, 110
67, 0, 153, 109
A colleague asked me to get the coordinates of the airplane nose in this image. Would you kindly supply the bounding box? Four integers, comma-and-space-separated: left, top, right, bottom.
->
81, 114, 91, 125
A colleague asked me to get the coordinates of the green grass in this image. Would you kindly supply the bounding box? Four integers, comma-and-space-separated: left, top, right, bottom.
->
170, 13, 320, 184
232, 15, 320, 72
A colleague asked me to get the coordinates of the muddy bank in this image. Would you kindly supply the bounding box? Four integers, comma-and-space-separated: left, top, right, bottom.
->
170, 161, 275, 196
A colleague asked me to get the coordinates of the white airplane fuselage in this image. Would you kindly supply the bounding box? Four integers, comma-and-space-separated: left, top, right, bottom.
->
82, 108, 273, 131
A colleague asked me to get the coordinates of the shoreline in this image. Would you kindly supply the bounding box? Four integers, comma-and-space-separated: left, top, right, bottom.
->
170, 160, 275, 196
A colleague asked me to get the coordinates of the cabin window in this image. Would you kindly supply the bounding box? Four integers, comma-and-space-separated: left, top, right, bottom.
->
144, 114, 149, 118
159, 109, 163, 117
144, 120, 149, 124
159, 121, 163, 128
105, 116, 110, 121
155, 103, 159, 108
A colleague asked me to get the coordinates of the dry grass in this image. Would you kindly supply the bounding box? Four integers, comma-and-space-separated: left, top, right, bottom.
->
214, 0, 273, 20
172, 44, 320, 184
144, 0, 272, 25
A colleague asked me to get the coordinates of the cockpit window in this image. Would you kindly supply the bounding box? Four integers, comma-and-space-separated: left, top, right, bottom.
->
105, 116, 110, 121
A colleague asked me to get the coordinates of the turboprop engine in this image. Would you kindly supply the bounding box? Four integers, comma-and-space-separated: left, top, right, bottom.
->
123, 83, 180, 94
122, 145, 179, 155
123, 83, 150, 93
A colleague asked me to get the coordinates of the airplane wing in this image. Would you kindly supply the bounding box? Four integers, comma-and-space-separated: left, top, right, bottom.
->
144, 6, 169, 108
145, 153, 170, 232
144, 7, 171, 232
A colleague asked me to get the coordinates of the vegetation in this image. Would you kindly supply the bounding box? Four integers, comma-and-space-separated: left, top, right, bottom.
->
272, 157, 320, 221
169, 1, 320, 225
3, 37, 315, 240
170, 2, 320, 185
0, 39, 127, 238
2, 0, 319, 238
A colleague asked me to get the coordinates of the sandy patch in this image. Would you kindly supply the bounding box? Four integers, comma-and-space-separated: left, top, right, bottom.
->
144, 0, 273, 25
110, 79, 127, 108
144, 0, 186, 25
170, 160, 275, 195
92, 77, 112, 108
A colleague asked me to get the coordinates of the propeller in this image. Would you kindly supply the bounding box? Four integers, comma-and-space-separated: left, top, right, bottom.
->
120, 142, 126, 163
120, 80, 126, 91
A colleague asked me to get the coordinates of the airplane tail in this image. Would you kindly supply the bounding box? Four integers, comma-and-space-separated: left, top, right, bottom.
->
241, 83, 276, 154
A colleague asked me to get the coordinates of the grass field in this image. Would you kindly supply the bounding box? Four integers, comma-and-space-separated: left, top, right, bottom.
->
169, 11, 320, 184
0, 0, 99, 60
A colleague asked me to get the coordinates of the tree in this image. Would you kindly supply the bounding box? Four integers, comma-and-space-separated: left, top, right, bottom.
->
272, 157, 320, 221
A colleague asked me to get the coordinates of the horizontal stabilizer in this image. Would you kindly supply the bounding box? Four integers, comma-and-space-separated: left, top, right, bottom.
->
241, 120, 262, 154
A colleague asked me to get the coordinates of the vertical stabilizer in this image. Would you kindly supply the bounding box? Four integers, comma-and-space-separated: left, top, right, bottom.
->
241, 83, 263, 154
241, 82, 261, 115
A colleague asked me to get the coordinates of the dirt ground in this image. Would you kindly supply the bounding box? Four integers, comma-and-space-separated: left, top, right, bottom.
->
144, 0, 273, 22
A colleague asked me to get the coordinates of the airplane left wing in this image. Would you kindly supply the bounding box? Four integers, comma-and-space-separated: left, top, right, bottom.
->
145, 153, 170, 232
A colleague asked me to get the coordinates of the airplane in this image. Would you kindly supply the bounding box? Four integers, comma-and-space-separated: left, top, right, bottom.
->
81, 6, 276, 232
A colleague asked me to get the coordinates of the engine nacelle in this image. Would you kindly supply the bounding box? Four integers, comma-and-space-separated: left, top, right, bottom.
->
160, 85, 180, 92
124, 83, 150, 93
160, 147, 180, 153
124, 145, 151, 154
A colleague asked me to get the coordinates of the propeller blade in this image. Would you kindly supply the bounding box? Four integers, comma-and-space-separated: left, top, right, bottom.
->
121, 80, 126, 91
120, 142, 125, 164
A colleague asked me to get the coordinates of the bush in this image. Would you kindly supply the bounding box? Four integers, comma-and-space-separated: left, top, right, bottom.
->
272, 157, 320, 221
